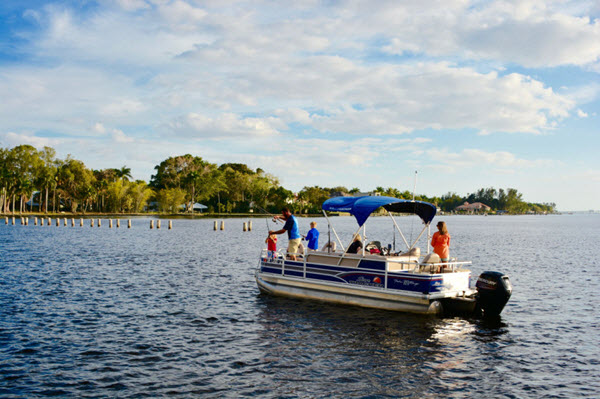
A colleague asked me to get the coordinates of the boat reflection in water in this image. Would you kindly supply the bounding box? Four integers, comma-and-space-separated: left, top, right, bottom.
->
256, 196, 512, 317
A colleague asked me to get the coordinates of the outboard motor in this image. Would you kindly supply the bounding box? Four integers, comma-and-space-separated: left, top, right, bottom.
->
476, 271, 512, 317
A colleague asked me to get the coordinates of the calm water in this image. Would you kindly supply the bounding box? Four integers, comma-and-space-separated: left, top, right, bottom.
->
1, 214, 599, 398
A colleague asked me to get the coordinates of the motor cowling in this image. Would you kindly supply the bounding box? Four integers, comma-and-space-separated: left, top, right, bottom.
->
476, 271, 512, 317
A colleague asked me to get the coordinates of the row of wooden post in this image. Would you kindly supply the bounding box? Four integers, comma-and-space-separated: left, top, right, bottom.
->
213, 220, 253, 231
2, 217, 172, 229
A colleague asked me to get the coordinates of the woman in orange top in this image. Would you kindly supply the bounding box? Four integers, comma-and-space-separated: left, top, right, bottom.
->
431, 221, 450, 262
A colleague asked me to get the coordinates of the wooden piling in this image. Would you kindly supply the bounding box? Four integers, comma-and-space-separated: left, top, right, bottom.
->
91, 219, 94, 227
150, 220, 154, 229
56, 218, 59, 227
243, 222, 247, 231
214, 220, 218, 231
71, 218, 75, 227
248, 220, 252, 231
117, 219, 120, 228
157, 220, 161, 229
64, 218, 67, 226
47, 217, 51, 226
80, 218, 83, 227
12, 217, 15, 225
4, 217, 7, 225
220, 220, 225, 230
34, 217, 38, 226
109, 219, 113, 228
20, 217, 24, 225
128, 219, 131, 229
24, 218, 29, 226
168, 220, 172, 230
98, 219, 101, 227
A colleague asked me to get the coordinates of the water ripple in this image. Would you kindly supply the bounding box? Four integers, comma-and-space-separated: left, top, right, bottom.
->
1, 215, 599, 397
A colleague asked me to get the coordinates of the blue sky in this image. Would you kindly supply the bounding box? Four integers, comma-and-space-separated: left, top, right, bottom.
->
0, 0, 599, 211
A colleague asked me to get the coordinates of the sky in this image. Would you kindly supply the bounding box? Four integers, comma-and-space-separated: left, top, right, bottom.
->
0, 0, 599, 211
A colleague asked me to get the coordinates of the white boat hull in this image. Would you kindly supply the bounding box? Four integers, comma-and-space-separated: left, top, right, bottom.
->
256, 271, 444, 314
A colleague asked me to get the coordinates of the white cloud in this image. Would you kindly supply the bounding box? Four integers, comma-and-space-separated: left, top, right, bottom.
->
5, 1, 587, 140
93, 122, 106, 133
0, 132, 57, 148
375, 1, 600, 67
166, 113, 281, 138
425, 148, 559, 171
1, 0, 599, 210
111, 129, 135, 143
111, 0, 150, 12
100, 99, 146, 118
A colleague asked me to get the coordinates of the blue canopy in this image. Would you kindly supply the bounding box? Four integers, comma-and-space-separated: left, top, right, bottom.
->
322, 196, 437, 227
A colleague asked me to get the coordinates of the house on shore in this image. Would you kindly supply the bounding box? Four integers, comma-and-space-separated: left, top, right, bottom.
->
454, 201, 491, 213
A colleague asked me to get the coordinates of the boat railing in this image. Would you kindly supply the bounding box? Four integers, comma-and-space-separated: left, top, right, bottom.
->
415, 260, 472, 274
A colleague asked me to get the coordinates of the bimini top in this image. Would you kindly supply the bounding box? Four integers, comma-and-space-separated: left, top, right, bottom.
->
322, 195, 437, 227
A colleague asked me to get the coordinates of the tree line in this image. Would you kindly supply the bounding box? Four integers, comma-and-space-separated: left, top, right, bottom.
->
0, 144, 555, 215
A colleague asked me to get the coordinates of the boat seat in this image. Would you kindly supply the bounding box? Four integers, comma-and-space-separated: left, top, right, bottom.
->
365, 241, 382, 251
422, 253, 440, 263
420, 253, 441, 273
398, 247, 420, 258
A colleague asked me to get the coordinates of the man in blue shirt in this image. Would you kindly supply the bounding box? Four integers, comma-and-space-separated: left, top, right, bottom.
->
269, 207, 301, 260
303, 221, 319, 252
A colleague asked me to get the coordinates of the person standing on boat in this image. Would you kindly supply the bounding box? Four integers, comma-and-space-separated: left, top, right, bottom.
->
270, 208, 301, 260
265, 233, 277, 259
431, 221, 451, 263
303, 221, 320, 252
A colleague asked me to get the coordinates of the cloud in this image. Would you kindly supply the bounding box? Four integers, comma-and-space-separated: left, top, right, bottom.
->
0, 132, 57, 148
1, 0, 598, 210
424, 148, 560, 171
266, 63, 573, 135
111, 0, 150, 12
111, 129, 135, 143
4, 0, 588, 141
165, 113, 281, 138
375, 1, 600, 67
100, 99, 146, 118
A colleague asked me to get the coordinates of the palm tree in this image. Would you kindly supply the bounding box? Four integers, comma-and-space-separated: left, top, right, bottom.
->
114, 166, 132, 182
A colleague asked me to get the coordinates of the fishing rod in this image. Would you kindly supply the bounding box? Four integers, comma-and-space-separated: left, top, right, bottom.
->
253, 204, 284, 229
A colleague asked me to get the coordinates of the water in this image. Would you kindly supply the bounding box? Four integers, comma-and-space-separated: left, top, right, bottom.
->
1, 214, 599, 398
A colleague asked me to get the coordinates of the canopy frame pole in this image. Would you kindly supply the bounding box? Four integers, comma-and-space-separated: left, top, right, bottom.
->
337, 223, 364, 266
386, 209, 410, 249
362, 224, 366, 256
322, 210, 344, 252
409, 223, 430, 250
427, 224, 431, 254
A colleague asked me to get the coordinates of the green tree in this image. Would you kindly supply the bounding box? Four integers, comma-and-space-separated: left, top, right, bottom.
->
35, 146, 58, 213
0, 148, 9, 213
7, 145, 42, 213
106, 179, 128, 212
266, 186, 293, 213
56, 157, 96, 213
155, 187, 187, 213
127, 180, 154, 213
298, 186, 330, 213
114, 166, 132, 182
